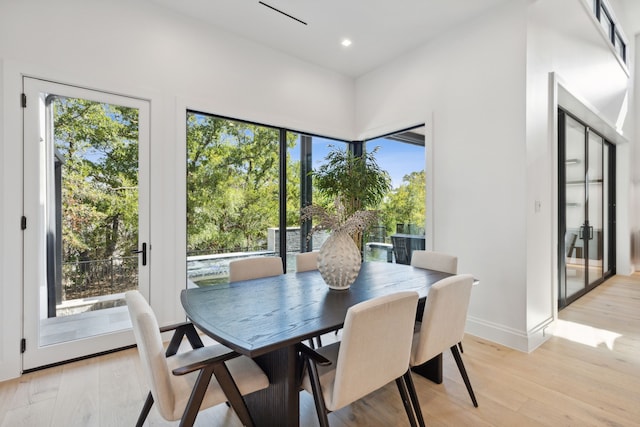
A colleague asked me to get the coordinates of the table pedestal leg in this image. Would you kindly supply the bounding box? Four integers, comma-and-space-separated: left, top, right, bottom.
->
411, 353, 443, 384
244, 345, 300, 427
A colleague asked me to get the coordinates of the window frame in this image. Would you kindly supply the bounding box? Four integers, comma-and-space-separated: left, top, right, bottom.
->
184, 110, 351, 274
184, 110, 426, 282
593, 0, 626, 63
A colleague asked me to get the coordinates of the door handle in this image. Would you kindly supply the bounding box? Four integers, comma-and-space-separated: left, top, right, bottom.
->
589, 226, 594, 240
132, 242, 147, 266
579, 226, 584, 240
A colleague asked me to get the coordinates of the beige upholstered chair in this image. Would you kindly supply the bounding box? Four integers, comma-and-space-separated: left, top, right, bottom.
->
228, 256, 283, 283
125, 291, 269, 427
404, 274, 478, 427
410, 250, 458, 274
410, 250, 465, 353
295, 251, 319, 273
300, 291, 420, 427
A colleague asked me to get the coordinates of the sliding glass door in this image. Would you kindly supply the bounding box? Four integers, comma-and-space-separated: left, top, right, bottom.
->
558, 109, 614, 308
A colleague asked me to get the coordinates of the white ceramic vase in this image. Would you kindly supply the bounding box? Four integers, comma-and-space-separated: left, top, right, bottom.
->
317, 231, 362, 290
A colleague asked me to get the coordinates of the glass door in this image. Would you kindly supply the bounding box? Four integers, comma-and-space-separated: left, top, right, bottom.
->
22, 78, 150, 369
558, 110, 613, 308
586, 130, 605, 288
562, 115, 588, 301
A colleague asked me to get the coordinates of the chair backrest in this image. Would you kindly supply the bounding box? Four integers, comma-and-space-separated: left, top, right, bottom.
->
228, 256, 283, 283
410, 250, 458, 274
329, 291, 419, 411
391, 235, 410, 265
411, 274, 474, 366
125, 290, 175, 420
295, 252, 319, 272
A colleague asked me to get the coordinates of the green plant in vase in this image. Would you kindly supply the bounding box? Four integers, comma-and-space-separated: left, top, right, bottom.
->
310, 145, 392, 250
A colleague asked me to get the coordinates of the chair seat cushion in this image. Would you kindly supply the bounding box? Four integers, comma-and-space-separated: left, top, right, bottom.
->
166, 344, 269, 421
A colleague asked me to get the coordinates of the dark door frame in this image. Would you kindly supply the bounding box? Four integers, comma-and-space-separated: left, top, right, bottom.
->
557, 108, 616, 309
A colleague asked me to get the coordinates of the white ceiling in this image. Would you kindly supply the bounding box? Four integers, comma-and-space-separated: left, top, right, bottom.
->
150, 0, 513, 77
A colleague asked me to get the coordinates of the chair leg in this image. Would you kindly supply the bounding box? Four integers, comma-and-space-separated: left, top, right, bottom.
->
135, 392, 154, 427
395, 375, 418, 427
450, 345, 478, 407
305, 356, 331, 427
458, 341, 464, 353
179, 365, 215, 427
213, 363, 256, 427
166, 324, 204, 357
403, 371, 425, 427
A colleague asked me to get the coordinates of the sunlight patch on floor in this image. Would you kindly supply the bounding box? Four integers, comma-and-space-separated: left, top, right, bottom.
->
552, 319, 621, 349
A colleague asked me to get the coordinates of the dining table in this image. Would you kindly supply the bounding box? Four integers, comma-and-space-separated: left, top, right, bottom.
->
181, 261, 453, 427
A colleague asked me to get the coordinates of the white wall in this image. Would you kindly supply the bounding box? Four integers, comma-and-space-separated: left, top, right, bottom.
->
356, 0, 634, 352
356, 1, 530, 349
0, 0, 355, 139
0, 0, 355, 381
613, 0, 640, 270
0, 58, 23, 380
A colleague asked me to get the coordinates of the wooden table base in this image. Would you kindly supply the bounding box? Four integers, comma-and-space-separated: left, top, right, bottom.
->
244, 345, 300, 427
411, 353, 443, 384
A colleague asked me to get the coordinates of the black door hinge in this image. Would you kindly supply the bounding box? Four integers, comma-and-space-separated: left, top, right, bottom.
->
21, 338, 26, 353
21, 216, 27, 230
21, 93, 27, 108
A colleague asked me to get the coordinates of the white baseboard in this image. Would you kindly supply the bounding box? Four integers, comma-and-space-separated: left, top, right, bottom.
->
465, 315, 554, 353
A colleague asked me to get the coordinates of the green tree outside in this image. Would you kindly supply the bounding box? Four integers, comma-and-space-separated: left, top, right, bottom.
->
54, 98, 139, 262
186, 113, 299, 254
53, 97, 140, 297
380, 170, 426, 236
54, 103, 425, 294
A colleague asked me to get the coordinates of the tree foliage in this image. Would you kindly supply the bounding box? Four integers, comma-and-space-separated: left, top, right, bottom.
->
56, 101, 424, 261
380, 170, 426, 236
54, 97, 139, 264
54, 101, 425, 293
186, 114, 299, 253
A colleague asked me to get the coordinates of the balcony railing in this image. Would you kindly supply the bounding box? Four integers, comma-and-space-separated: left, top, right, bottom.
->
62, 256, 139, 301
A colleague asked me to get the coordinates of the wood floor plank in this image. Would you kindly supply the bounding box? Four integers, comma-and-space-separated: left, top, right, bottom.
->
50, 358, 100, 427
1, 398, 56, 427
0, 377, 20, 427
98, 350, 145, 427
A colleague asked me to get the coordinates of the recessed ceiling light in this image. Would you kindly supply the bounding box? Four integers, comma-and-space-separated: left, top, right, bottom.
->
341, 39, 352, 47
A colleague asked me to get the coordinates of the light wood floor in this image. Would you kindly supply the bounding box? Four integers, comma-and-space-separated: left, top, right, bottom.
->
1, 274, 638, 427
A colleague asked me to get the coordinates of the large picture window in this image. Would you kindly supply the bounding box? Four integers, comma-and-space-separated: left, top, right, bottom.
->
364, 128, 426, 264
185, 111, 425, 285
186, 113, 287, 284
